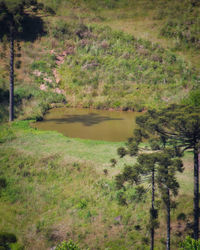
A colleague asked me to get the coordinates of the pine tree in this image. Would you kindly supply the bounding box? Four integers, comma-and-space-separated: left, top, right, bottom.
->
0, 0, 54, 121
137, 153, 159, 250
136, 104, 200, 240
156, 148, 183, 250
117, 131, 160, 250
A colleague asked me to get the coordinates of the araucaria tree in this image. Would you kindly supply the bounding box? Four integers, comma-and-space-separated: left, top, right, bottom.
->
136, 104, 200, 240
117, 129, 183, 249
155, 149, 183, 250
117, 131, 160, 250
136, 153, 159, 250
0, 0, 53, 121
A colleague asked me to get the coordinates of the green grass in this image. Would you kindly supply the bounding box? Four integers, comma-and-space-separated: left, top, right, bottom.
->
0, 121, 195, 249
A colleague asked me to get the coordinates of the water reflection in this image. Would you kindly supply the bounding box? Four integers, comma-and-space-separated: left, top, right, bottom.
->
44, 113, 123, 126
34, 108, 139, 142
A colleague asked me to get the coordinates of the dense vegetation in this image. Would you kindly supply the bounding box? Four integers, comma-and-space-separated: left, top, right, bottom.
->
156, 0, 200, 49
1, 0, 200, 249
0, 0, 200, 123
116, 104, 200, 249
42, 0, 200, 50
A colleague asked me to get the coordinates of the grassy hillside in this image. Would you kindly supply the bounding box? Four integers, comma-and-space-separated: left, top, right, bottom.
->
1, 0, 200, 122
43, 0, 200, 53
0, 122, 195, 249
55, 23, 198, 110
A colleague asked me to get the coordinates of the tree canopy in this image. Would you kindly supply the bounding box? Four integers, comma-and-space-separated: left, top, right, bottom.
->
135, 104, 200, 240
136, 104, 200, 150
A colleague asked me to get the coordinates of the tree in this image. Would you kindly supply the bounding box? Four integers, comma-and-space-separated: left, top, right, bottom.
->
136, 153, 159, 250
117, 137, 183, 250
136, 104, 200, 240
117, 129, 163, 250
0, 0, 54, 121
155, 149, 183, 250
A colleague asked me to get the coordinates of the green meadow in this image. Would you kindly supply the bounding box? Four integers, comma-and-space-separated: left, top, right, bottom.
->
0, 122, 194, 249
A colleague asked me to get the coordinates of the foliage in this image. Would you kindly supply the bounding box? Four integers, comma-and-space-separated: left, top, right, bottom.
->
182, 89, 200, 107
49, 20, 74, 39
55, 240, 80, 250
0, 120, 196, 249
40, 0, 200, 50
136, 104, 200, 151
1, 1, 199, 121
14, 85, 66, 121
0, 178, 7, 190
136, 104, 200, 240
180, 236, 200, 250
155, 0, 200, 49
0, 232, 17, 250
55, 22, 199, 110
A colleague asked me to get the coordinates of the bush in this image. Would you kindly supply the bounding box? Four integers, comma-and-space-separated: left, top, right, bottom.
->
177, 212, 186, 221
50, 20, 73, 39
180, 236, 200, 249
14, 87, 33, 104
0, 232, 17, 247
31, 60, 52, 74
0, 178, 7, 189
183, 89, 200, 107
116, 190, 127, 206
15, 60, 21, 69
55, 240, 80, 250
0, 89, 9, 103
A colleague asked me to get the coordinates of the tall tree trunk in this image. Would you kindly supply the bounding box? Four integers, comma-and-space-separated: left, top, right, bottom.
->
151, 167, 155, 250
193, 146, 199, 240
166, 188, 170, 250
9, 27, 14, 122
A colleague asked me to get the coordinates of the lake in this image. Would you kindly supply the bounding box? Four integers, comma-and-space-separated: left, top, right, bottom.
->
33, 107, 140, 142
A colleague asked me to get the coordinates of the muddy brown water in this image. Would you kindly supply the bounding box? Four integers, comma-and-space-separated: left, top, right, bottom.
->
33, 107, 140, 142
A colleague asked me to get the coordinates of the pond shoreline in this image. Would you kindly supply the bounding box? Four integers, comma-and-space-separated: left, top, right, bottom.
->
34, 107, 141, 142
49, 102, 146, 113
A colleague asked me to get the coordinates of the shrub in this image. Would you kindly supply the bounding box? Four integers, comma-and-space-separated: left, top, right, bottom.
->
177, 212, 186, 221
110, 158, 117, 167
0, 178, 7, 189
182, 89, 200, 107
0, 232, 17, 248
77, 199, 88, 209
50, 20, 73, 39
0, 88, 9, 103
116, 190, 127, 206
31, 60, 52, 74
180, 236, 200, 249
55, 240, 80, 250
15, 60, 21, 69
14, 87, 33, 104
